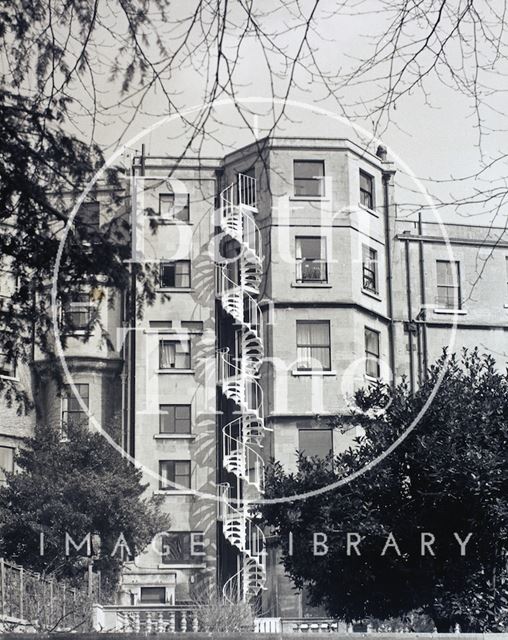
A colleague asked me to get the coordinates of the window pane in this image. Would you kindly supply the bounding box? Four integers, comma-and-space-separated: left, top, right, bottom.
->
296, 321, 331, 370
175, 461, 191, 488
360, 172, 372, 192
294, 161, 325, 197
365, 328, 380, 377
436, 261, 461, 308
181, 321, 203, 332
365, 328, 379, 356
76, 202, 100, 230
160, 264, 175, 287
140, 587, 166, 603
360, 171, 374, 209
0, 446, 14, 483
298, 238, 322, 259
160, 405, 191, 434
159, 193, 189, 221
160, 405, 175, 433
298, 429, 333, 458
362, 245, 378, 292
297, 321, 329, 346
174, 261, 190, 287
296, 321, 312, 345
160, 342, 176, 368
160, 460, 190, 489
294, 161, 324, 180
0, 354, 15, 377
161, 262, 190, 288
161, 532, 200, 564
366, 356, 380, 378
295, 179, 322, 197
159, 461, 173, 488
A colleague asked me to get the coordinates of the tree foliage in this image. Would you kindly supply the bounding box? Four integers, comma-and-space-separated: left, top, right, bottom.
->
0, 421, 169, 597
1, 0, 506, 409
262, 351, 508, 632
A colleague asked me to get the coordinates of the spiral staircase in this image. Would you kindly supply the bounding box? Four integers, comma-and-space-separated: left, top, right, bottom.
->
216, 174, 267, 602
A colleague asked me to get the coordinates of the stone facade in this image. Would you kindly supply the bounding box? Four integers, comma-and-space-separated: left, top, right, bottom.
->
0, 137, 506, 613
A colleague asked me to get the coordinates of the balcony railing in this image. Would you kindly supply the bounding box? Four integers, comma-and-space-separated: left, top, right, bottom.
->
92, 604, 199, 633
296, 259, 327, 283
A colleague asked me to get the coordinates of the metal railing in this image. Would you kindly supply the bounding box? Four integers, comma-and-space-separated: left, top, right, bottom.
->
0, 557, 99, 632
217, 174, 266, 602
296, 259, 328, 283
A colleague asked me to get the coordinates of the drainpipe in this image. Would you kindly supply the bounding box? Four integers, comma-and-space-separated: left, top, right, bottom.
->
417, 212, 428, 378
127, 146, 144, 457
404, 237, 415, 396
381, 168, 396, 388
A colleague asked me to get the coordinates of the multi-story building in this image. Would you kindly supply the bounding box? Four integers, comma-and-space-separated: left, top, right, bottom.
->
0, 137, 506, 618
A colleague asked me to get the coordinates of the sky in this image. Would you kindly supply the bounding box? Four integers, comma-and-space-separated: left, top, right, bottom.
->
65, 0, 508, 230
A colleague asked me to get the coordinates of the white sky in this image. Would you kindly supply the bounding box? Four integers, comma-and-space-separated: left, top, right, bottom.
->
66, 1, 508, 229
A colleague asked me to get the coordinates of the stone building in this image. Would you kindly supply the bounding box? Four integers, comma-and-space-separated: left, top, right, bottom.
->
0, 136, 506, 616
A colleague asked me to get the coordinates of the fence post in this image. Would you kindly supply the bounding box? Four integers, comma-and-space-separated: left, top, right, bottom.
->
50, 578, 54, 622
19, 567, 23, 619
0, 558, 5, 618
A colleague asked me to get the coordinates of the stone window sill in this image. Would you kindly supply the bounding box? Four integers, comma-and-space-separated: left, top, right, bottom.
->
0, 374, 19, 382
289, 196, 330, 203
154, 490, 195, 496
358, 202, 379, 218
154, 434, 196, 440
158, 563, 206, 570
157, 369, 195, 374
361, 288, 382, 301
291, 282, 332, 289
291, 370, 336, 377
152, 220, 193, 226
433, 308, 467, 315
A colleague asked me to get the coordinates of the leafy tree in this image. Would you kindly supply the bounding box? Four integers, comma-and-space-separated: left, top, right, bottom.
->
262, 350, 508, 632
0, 421, 169, 597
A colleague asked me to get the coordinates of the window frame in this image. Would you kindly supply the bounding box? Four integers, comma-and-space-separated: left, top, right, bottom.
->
296, 320, 332, 371
61, 383, 90, 431
364, 327, 380, 378
159, 404, 192, 434
159, 460, 192, 490
160, 531, 203, 565
159, 338, 192, 370
62, 292, 94, 331
436, 260, 462, 309
0, 446, 15, 485
362, 244, 378, 293
359, 170, 375, 211
140, 586, 167, 604
293, 160, 325, 198
298, 428, 333, 459
158, 192, 190, 222
0, 352, 16, 379
159, 261, 191, 289
76, 201, 101, 233
295, 236, 328, 284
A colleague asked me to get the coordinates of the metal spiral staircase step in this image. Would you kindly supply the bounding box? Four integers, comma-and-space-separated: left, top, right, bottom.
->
219, 176, 266, 602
